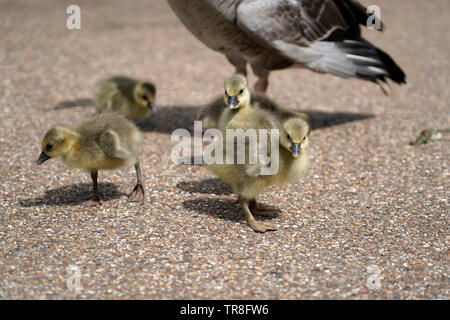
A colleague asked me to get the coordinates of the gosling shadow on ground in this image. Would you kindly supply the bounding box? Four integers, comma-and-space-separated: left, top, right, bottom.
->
137, 105, 375, 134
306, 110, 375, 130
19, 182, 125, 207
177, 178, 232, 195
183, 197, 281, 223
137, 105, 198, 133
53, 98, 94, 110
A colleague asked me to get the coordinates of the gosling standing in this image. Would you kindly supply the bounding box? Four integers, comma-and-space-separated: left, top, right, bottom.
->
94, 76, 156, 120
37, 112, 145, 204
206, 75, 309, 232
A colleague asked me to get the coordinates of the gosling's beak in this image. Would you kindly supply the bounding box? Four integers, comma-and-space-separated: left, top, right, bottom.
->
227, 96, 238, 109
147, 101, 155, 111
290, 143, 300, 158
36, 152, 50, 165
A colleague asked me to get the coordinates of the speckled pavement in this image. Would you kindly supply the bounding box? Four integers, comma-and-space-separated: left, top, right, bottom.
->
0, 0, 448, 299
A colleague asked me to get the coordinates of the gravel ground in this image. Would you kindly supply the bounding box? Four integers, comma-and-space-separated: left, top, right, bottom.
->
0, 0, 448, 299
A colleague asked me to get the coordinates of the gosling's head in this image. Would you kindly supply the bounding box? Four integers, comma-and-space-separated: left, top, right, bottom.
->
37, 126, 77, 165
134, 81, 156, 111
223, 74, 250, 110
281, 118, 309, 158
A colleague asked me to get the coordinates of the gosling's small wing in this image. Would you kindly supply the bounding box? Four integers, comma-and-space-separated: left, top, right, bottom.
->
98, 129, 130, 159
237, 0, 405, 83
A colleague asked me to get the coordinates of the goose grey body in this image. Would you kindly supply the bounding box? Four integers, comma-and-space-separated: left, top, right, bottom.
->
167, 0, 406, 91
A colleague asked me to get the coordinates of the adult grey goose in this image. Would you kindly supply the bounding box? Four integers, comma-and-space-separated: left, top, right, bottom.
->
167, 0, 406, 92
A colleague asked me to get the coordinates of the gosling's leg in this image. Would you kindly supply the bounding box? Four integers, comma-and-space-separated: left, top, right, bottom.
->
128, 161, 145, 203
88, 170, 102, 206
239, 197, 277, 233
249, 199, 278, 217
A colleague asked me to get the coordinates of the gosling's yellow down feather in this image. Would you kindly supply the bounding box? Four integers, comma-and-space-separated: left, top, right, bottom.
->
37, 112, 145, 204
205, 75, 310, 233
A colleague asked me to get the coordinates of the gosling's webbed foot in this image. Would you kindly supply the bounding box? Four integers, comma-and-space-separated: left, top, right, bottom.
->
248, 220, 277, 233
128, 183, 145, 203
240, 197, 277, 233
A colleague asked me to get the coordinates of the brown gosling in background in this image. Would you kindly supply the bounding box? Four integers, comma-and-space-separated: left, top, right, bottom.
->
206, 75, 309, 232
94, 76, 156, 120
37, 112, 145, 205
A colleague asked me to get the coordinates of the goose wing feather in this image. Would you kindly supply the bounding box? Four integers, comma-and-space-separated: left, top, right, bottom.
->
237, 0, 358, 49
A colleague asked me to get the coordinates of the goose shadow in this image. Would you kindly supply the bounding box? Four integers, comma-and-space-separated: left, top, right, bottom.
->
305, 110, 375, 130
50, 101, 375, 133
176, 178, 232, 195
53, 98, 94, 110
19, 182, 125, 207
137, 105, 198, 133
182, 197, 281, 222
136, 105, 375, 134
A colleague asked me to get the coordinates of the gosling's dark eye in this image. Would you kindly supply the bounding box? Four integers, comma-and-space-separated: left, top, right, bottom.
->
142, 95, 148, 101
46, 144, 53, 151
287, 134, 291, 141
239, 89, 243, 94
